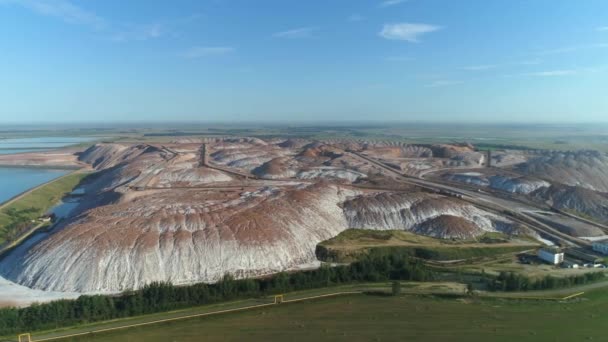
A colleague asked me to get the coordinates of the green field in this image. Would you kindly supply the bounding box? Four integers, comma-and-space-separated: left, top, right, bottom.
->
56, 289, 608, 342
0, 172, 88, 246
316, 229, 538, 263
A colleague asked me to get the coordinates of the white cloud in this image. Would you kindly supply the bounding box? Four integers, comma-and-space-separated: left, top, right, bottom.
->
379, 23, 442, 42
273, 27, 317, 39
348, 14, 365, 22
180, 46, 235, 59
425, 80, 462, 88
3, 0, 105, 29
111, 23, 165, 42
525, 69, 578, 77
380, 0, 407, 8
504, 66, 606, 78
462, 65, 496, 71
1, 0, 172, 43
504, 69, 578, 78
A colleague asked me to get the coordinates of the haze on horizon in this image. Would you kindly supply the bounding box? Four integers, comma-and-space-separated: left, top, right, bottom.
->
0, 0, 607, 124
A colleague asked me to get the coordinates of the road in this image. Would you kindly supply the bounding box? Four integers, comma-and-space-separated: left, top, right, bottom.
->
343, 149, 592, 247
131, 146, 180, 189
128, 144, 594, 248
4, 142, 604, 341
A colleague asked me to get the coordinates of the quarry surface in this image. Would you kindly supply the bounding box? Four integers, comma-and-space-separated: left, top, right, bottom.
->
2, 138, 608, 294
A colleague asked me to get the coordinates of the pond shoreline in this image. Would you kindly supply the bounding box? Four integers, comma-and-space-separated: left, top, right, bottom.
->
0, 164, 81, 170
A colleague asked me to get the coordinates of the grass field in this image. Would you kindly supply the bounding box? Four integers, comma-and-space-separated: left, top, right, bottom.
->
0, 172, 88, 245
317, 229, 538, 263
3, 282, 464, 342
56, 289, 608, 342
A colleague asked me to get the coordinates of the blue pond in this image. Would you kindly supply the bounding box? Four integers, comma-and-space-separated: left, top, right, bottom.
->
0, 168, 69, 204
0, 136, 99, 203
0, 136, 99, 155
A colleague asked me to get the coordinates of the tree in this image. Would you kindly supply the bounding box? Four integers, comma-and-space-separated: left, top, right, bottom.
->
466, 282, 474, 295
391, 281, 401, 296
0, 250, 440, 336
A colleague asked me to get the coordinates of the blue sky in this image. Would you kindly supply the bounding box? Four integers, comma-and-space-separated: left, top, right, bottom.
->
0, 0, 607, 124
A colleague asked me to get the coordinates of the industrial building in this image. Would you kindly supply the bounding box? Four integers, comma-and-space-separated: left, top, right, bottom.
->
592, 239, 608, 255
537, 248, 564, 265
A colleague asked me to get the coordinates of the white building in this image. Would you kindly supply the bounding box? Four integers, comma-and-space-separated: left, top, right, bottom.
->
537, 248, 564, 265
592, 239, 608, 255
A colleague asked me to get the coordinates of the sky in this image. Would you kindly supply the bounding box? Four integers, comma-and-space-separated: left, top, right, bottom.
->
0, 0, 607, 124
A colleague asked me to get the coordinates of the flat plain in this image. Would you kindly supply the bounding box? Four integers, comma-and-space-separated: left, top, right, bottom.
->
60, 289, 608, 342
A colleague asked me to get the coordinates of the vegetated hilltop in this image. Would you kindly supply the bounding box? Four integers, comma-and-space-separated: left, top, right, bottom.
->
316, 229, 537, 263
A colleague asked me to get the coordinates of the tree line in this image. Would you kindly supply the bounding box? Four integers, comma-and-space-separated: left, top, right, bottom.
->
0, 250, 433, 336
485, 271, 604, 292
0, 207, 39, 245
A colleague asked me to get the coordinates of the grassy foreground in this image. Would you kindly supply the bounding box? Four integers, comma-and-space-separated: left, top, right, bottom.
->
0, 172, 87, 246
57, 289, 608, 342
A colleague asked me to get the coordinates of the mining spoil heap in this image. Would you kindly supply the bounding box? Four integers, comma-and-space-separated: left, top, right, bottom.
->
0, 139, 551, 293
516, 150, 608, 192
